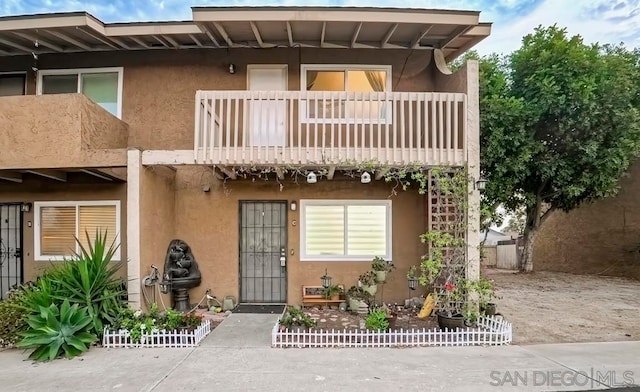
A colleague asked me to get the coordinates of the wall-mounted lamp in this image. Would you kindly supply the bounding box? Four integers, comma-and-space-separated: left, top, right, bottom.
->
361, 171, 371, 184
228, 63, 236, 74
20, 203, 32, 213
290, 201, 297, 211
320, 269, 332, 289
475, 177, 487, 192
307, 171, 317, 184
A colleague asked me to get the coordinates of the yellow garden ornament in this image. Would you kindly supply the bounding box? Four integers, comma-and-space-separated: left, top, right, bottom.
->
418, 293, 436, 319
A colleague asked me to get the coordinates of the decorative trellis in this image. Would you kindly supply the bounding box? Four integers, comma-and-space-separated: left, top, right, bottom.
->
272, 316, 512, 348
426, 168, 468, 305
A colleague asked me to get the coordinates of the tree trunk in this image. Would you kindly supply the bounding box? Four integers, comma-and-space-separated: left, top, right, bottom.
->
520, 227, 537, 272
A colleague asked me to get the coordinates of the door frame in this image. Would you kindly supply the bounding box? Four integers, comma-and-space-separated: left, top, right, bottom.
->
246, 64, 288, 147
238, 200, 288, 304
0, 202, 24, 299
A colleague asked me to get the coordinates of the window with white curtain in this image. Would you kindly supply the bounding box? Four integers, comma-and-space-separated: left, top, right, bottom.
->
300, 65, 392, 123
300, 200, 392, 261
34, 201, 121, 261
38, 68, 123, 118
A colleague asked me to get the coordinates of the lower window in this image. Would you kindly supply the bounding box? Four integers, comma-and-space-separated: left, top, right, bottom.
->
300, 200, 392, 261
34, 201, 121, 261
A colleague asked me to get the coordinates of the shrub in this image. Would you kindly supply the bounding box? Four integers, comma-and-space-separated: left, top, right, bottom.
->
365, 308, 390, 331
279, 307, 316, 329
17, 300, 97, 361
0, 285, 30, 347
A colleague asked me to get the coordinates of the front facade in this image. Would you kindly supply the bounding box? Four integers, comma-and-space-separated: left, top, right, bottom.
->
0, 7, 489, 307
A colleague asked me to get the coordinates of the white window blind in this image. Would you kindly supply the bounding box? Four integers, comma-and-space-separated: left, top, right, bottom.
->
35, 201, 120, 260
301, 200, 391, 261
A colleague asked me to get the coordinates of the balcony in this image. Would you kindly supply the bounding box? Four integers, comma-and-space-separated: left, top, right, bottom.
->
194, 90, 467, 168
0, 94, 128, 170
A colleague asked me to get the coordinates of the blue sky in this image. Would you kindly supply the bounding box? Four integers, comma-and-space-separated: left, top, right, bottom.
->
2, 0, 640, 54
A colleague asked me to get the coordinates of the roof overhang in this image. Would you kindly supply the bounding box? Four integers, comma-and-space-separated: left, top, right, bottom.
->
0, 7, 491, 61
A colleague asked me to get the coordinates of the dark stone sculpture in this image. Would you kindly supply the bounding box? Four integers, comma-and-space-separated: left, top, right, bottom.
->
161, 239, 202, 312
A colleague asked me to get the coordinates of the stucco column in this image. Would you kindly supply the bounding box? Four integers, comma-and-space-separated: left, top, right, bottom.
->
465, 60, 480, 283
127, 148, 142, 309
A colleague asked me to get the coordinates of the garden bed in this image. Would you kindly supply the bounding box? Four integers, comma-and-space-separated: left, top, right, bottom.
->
103, 319, 212, 348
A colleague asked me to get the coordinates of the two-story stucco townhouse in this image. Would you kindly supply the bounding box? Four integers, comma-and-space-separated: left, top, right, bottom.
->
0, 6, 490, 310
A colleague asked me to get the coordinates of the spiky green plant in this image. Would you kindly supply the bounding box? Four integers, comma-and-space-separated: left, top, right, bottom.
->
17, 300, 97, 361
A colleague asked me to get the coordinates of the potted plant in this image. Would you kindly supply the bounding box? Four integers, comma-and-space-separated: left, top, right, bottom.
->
358, 271, 378, 295
323, 284, 343, 300
371, 256, 394, 283
346, 286, 370, 313
469, 277, 497, 316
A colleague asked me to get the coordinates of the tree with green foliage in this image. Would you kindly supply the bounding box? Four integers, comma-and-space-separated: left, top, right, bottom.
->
478, 26, 640, 271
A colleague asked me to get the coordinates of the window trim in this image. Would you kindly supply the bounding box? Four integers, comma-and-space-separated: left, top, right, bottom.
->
36, 67, 124, 118
34, 200, 121, 261
0, 71, 27, 96
299, 64, 392, 124
299, 199, 392, 262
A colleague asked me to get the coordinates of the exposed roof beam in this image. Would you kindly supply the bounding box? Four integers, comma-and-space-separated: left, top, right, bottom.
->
0, 47, 10, 55
188, 33, 203, 47
411, 25, 434, 48
44, 29, 91, 50
440, 25, 472, 49
216, 165, 236, 180
12, 31, 63, 52
380, 23, 398, 47
152, 35, 171, 48
129, 36, 150, 48
0, 36, 35, 53
200, 25, 221, 47
78, 27, 118, 49
0, 171, 22, 183
249, 21, 269, 48
286, 21, 293, 46
80, 169, 113, 181
320, 21, 326, 47
212, 22, 233, 46
350, 22, 362, 48
162, 34, 179, 48
107, 36, 131, 49
327, 166, 336, 180
25, 169, 67, 182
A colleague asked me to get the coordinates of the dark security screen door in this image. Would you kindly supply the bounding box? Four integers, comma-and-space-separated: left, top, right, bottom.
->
0, 204, 22, 299
239, 201, 287, 303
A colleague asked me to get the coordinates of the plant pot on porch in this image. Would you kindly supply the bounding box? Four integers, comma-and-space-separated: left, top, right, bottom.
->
482, 303, 497, 316
375, 271, 387, 283
436, 311, 465, 330
362, 284, 378, 296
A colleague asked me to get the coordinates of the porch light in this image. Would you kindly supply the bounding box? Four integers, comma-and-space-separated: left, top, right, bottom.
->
228, 63, 236, 74
360, 171, 371, 184
290, 201, 297, 211
475, 177, 487, 192
307, 171, 317, 184
320, 269, 332, 289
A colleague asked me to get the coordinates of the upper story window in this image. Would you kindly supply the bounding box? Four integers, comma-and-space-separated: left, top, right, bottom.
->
0, 73, 26, 96
300, 65, 392, 123
37, 67, 123, 118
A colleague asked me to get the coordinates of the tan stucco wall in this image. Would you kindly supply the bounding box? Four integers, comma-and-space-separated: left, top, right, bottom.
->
0, 94, 128, 170
135, 166, 427, 305
0, 176, 127, 281
534, 161, 640, 280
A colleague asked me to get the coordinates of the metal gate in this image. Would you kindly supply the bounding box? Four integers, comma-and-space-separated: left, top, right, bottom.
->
0, 204, 22, 299
239, 201, 287, 303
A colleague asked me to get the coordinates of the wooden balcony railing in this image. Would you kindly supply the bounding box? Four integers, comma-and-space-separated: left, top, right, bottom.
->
194, 90, 467, 167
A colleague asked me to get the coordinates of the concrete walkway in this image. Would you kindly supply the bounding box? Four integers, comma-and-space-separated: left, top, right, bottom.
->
0, 339, 638, 391
201, 313, 280, 348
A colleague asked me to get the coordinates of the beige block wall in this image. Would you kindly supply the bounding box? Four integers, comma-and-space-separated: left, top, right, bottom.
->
0, 176, 127, 281
139, 167, 427, 305
534, 161, 640, 280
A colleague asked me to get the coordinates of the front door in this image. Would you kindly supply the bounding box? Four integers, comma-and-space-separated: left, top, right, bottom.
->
239, 201, 287, 303
247, 65, 287, 146
0, 204, 22, 299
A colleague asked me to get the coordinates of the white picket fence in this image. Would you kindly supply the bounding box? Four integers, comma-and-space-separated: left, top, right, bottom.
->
272, 316, 512, 348
102, 319, 212, 348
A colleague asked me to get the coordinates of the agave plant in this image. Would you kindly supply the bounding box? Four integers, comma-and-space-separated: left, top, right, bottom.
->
48, 230, 127, 337
17, 300, 97, 361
